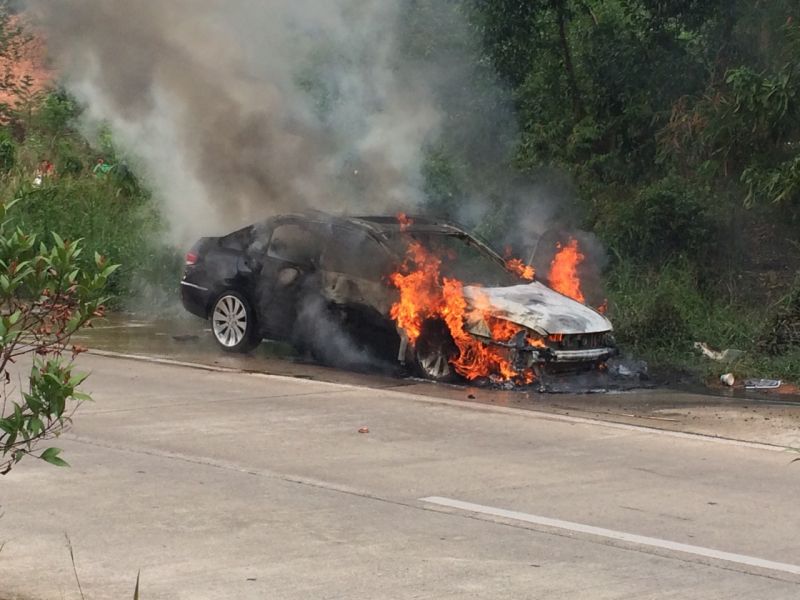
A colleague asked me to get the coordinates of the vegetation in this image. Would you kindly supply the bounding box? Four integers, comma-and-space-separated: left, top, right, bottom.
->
423, 0, 800, 382
0, 198, 117, 474
0, 87, 180, 306
1, 2, 798, 383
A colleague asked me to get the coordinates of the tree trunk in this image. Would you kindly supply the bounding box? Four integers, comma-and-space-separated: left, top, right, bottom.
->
553, 0, 583, 120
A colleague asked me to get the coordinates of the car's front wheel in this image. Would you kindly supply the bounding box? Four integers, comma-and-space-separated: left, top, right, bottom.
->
414, 320, 458, 382
210, 291, 261, 353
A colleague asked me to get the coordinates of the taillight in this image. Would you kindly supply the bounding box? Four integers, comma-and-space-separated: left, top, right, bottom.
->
185, 251, 199, 266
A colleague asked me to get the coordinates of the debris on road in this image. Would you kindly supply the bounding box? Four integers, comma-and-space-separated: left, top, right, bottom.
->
358, 427, 370, 434
607, 357, 648, 379
694, 342, 745, 364
745, 379, 782, 390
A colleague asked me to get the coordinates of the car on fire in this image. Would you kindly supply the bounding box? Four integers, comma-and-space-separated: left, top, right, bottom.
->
180, 212, 616, 382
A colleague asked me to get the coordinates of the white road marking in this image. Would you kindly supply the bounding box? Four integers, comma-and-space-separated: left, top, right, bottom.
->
421, 496, 800, 577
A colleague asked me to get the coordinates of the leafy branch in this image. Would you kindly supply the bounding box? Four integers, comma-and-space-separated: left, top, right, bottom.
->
0, 198, 118, 474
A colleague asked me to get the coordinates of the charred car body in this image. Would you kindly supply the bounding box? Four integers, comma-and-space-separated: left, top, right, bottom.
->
180, 212, 616, 381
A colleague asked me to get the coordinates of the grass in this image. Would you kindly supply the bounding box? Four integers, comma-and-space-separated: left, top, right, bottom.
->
607, 260, 800, 384
1, 165, 182, 309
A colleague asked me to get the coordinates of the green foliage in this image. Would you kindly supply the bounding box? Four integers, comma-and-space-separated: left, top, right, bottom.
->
463, 0, 800, 380
8, 176, 167, 302
608, 261, 703, 353
598, 177, 712, 264
0, 199, 117, 474
34, 89, 81, 135
0, 129, 14, 173
757, 279, 800, 356
0, 76, 179, 308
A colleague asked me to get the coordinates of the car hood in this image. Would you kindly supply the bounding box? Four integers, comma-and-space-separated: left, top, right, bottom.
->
463, 281, 612, 335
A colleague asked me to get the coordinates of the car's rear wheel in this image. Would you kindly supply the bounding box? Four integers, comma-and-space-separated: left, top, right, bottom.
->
414, 320, 458, 382
211, 291, 260, 353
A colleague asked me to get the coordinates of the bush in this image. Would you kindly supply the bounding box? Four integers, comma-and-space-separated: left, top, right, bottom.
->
0, 199, 117, 474
608, 261, 701, 353
758, 279, 800, 356
9, 176, 175, 304
598, 177, 713, 265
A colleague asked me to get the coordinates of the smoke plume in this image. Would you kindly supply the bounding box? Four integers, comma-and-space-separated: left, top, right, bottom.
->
30, 1, 590, 273
28, 0, 452, 244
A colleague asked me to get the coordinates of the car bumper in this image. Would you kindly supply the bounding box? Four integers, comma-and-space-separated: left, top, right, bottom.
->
548, 347, 617, 363
482, 337, 617, 368
180, 279, 212, 319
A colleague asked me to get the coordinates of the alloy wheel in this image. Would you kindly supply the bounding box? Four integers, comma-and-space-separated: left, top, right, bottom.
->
417, 347, 453, 380
212, 294, 248, 348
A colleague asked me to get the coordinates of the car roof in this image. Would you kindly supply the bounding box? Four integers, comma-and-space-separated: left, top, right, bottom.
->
270, 210, 470, 238
265, 209, 507, 268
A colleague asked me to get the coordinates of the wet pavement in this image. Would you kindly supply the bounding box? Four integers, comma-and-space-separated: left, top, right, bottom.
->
76, 313, 800, 449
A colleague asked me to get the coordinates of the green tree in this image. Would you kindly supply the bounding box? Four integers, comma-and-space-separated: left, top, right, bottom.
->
0, 199, 117, 474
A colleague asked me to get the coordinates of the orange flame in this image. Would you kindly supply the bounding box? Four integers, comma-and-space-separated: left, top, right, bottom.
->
549, 238, 585, 303
506, 258, 535, 281
389, 225, 536, 384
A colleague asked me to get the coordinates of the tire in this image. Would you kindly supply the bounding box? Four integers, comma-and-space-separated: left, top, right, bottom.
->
210, 291, 261, 353
413, 320, 458, 382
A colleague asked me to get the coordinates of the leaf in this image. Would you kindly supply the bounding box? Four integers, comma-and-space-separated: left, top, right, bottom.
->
40, 447, 69, 467
0, 418, 15, 435
28, 416, 43, 436
8, 309, 21, 325
68, 371, 89, 387
101, 264, 121, 278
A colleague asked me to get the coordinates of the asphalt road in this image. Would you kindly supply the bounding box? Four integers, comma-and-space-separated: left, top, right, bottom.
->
1, 351, 800, 599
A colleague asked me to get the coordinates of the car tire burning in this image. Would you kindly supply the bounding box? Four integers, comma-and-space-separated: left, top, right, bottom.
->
413, 320, 458, 382
181, 211, 616, 387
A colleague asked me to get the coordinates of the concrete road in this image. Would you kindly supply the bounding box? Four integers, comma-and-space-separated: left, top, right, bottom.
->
1, 353, 800, 599
76, 315, 800, 448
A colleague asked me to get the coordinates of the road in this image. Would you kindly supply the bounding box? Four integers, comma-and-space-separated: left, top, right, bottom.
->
1, 348, 800, 599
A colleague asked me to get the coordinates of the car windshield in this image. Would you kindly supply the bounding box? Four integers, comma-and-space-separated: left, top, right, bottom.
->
389, 231, 521, 287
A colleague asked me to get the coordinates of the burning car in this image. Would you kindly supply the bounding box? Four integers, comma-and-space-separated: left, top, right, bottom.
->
180, 211, 615, 384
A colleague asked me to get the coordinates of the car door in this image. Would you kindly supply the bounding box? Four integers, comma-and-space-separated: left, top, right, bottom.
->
318, 226, 402, 362
255, 219, 328, 339
320, 226, 396, 316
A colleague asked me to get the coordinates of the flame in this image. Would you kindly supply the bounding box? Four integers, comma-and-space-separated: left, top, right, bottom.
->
506, 258, 535, 281
397, 212, 413, 230
549, 238, 585, 303
389, 223, 536, 384
389, 240, 442, 345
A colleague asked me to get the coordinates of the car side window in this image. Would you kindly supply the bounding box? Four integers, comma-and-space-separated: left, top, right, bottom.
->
267, 223, 323, 266
321, 227, 392, 281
